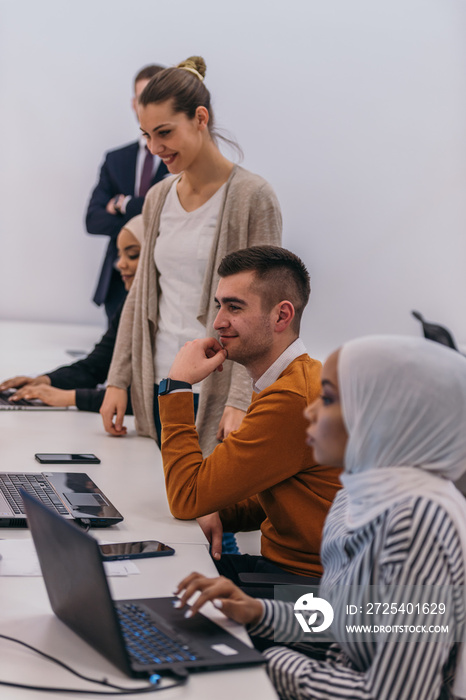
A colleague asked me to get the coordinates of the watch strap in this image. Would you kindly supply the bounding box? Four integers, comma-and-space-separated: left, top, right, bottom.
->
158, 378, 192, 395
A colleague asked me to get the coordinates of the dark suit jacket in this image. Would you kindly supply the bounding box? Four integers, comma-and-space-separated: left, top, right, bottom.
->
85, 141, 168, 306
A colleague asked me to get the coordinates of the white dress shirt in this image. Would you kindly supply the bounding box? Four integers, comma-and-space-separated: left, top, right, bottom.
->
252, 338, 308, 393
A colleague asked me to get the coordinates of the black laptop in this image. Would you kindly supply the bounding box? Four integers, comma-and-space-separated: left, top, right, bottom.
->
21, 490, 264, 679
0, 472, 123, 527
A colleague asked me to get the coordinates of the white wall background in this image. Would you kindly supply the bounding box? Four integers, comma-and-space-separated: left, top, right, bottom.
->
1, 0, 465, 360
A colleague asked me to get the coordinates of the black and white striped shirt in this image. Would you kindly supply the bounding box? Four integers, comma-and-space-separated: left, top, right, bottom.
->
249, 495, 464, 700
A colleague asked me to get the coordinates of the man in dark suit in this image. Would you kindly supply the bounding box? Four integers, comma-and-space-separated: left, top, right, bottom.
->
85, 64, 168, 322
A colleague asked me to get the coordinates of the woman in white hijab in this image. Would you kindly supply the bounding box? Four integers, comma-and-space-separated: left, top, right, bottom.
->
174, 335, 466, 700
0, 216, 144, 411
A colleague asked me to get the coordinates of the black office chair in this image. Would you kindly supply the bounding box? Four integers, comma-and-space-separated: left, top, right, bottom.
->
411, 310, 459, 351
238, 571, 320, 599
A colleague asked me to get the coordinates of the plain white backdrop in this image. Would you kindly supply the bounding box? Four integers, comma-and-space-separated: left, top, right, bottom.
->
1, 0, 466, 359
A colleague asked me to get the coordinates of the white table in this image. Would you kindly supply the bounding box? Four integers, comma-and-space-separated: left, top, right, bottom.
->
0, 410, 207, 546
0, 321, 277, 699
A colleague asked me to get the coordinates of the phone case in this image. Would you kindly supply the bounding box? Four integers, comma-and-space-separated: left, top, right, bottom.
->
34, 454, 101, 464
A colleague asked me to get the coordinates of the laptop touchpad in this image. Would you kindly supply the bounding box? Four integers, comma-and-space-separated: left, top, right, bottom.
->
64, 493, 108, 507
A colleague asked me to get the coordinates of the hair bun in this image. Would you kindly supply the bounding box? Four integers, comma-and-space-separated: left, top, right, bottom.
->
177, 56, 207, 81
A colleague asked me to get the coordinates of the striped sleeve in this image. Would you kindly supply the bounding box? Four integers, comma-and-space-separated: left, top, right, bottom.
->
249, 499, 464, 700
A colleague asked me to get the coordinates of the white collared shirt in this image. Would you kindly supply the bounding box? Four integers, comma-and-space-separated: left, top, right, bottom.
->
120, 138, 163, 213
252, 338, 308, 394
135, 137, 162, 197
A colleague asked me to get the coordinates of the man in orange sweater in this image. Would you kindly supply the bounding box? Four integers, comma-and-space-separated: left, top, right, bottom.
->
158, 246, 340, 583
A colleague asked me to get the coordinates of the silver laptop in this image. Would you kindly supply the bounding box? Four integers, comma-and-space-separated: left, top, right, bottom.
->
0, 472, 123, 527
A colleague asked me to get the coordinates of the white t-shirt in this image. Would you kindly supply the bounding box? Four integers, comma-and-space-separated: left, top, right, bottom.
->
154, 178, 225, 390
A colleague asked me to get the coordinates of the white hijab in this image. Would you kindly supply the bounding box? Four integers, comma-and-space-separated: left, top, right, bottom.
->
120, 214, 144, 245
338, 335, 466, 697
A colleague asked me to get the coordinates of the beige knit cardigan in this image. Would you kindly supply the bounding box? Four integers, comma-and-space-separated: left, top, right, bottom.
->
107, 164, 282, 455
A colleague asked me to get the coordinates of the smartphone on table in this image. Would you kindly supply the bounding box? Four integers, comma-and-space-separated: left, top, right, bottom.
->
99, 540, 175, 560
35, 453, 101, 464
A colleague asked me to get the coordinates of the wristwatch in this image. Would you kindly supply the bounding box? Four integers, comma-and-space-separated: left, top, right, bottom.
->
158, 378, 192, 395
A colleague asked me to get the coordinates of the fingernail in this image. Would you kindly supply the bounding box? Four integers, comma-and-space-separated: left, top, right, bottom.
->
213, 599, 223, 609
184, 609, 193, 619
173, 600, 182, 608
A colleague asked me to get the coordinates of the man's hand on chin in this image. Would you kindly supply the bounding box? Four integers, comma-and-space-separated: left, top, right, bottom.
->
168, 337, 228, 385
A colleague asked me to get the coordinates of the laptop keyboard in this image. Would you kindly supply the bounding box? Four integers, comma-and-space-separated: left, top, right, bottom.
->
116, 603, 199, 666
0, 474, 68, 515
0, 390, 35, 407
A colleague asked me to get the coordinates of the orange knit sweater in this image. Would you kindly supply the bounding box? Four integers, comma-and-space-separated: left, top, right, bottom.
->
159, 354, 341, 577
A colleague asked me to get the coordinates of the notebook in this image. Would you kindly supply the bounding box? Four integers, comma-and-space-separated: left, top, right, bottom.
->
21, 490, 264, 680
0, 389, 69, 410
0, 472, 123, 527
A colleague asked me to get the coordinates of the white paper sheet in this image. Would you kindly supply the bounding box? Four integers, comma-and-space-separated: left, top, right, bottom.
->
0, 539, 140, 576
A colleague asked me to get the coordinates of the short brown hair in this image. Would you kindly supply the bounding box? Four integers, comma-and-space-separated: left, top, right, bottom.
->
218, 246, 311, 333
133, 64, 165, 89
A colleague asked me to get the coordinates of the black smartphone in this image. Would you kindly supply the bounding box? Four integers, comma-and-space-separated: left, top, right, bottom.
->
99, 540, 175, 560
34, 453, 101, 464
